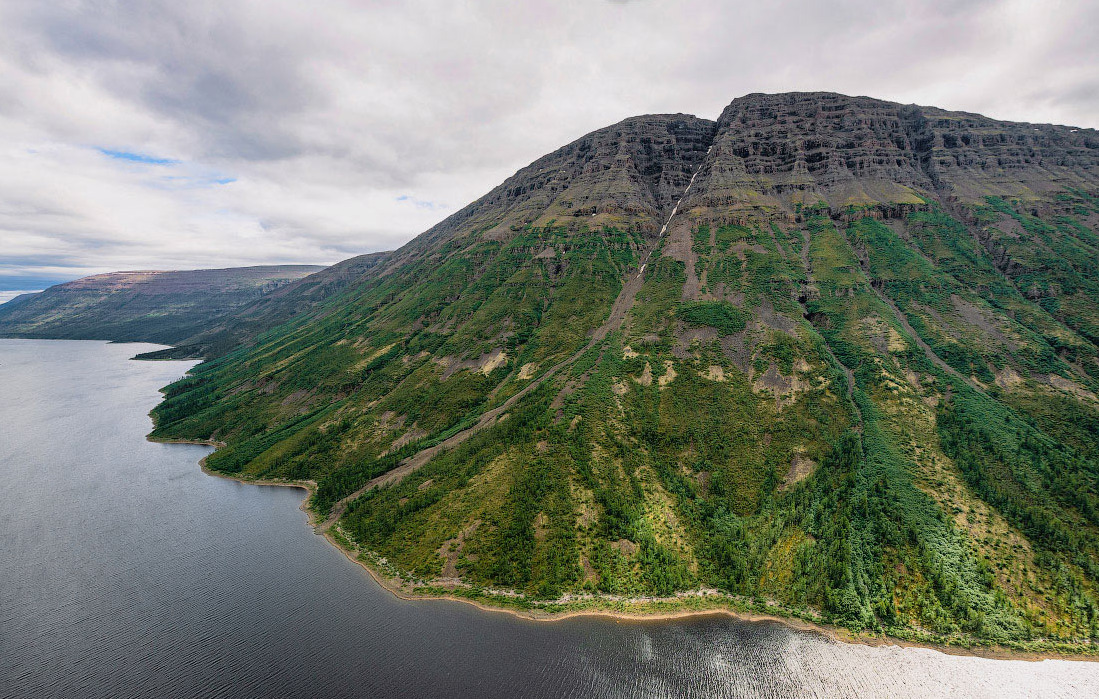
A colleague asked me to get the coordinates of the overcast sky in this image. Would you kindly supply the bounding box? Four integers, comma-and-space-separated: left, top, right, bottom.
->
0, 0, 1096, 289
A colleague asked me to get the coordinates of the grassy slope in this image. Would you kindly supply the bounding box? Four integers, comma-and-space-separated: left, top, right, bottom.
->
151, 195, 1099, 648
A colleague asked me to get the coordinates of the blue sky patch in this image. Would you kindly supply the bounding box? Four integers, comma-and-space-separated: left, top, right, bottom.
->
396, 194, 443, 210
98, 148, 180, 166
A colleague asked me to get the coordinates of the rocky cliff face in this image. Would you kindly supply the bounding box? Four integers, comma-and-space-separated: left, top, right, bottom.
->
713, 93, 936, 193
149, 92, 1099, 647
411, 92, 1099, 251
919, 103, 1099, 197
404, 114, 715, 252
682, 92, 1099, 223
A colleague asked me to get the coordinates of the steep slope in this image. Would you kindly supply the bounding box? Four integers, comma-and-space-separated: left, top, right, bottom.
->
0, 265, 323, 348
135, 252, 392, 359
151, 94, 1099, 649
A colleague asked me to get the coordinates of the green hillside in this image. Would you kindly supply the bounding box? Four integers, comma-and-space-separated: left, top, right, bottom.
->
150, 94, 1099, 650
0, 265, 325, 350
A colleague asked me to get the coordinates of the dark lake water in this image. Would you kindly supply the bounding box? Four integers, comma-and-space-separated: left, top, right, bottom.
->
2, 339, 1098, 698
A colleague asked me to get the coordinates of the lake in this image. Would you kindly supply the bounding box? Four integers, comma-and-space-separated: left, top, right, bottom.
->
2, 338, 1097, 698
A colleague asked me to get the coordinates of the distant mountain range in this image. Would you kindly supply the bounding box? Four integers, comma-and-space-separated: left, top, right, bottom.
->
0, 264, 322, 352
12, 92, 1099, 649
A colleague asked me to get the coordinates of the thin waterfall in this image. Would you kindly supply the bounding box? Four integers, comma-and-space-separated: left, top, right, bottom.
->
639, 145, 713, 278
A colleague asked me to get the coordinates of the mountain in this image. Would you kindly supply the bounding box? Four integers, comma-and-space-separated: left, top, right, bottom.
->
133, 252, 392, 359
0, 264, 351, 353
149, 93, 1099, 649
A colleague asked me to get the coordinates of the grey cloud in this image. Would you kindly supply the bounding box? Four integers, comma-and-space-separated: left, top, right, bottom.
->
21, 2, 325, 161
0, 0, 1096, 285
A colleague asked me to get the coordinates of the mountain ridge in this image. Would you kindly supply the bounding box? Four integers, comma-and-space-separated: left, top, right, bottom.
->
0, 265, 325, 348
130, 91, 1099, 648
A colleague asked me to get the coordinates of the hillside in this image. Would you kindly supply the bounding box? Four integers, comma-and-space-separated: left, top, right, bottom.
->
133, 252, 392, 359
150, 93, 1099, 648
0, 265, 327, 351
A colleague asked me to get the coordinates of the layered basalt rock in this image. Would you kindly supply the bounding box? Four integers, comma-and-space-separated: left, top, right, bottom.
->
918, 105, 1099, 198
680, 92, 1099, 224
386, 92, 1099, 268
407, 113, 717, 252
684, 92, 938, 222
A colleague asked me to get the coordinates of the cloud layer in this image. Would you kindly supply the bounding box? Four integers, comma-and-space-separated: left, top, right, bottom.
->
1, 0, 1096, 286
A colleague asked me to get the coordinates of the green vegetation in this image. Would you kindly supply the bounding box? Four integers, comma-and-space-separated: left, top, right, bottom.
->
140, 99, 1099, 650
676, 301, 748, 334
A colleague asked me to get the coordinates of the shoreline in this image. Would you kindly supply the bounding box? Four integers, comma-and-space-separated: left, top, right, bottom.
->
150, 434, 1099, 664
324, 536, 1099, 663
